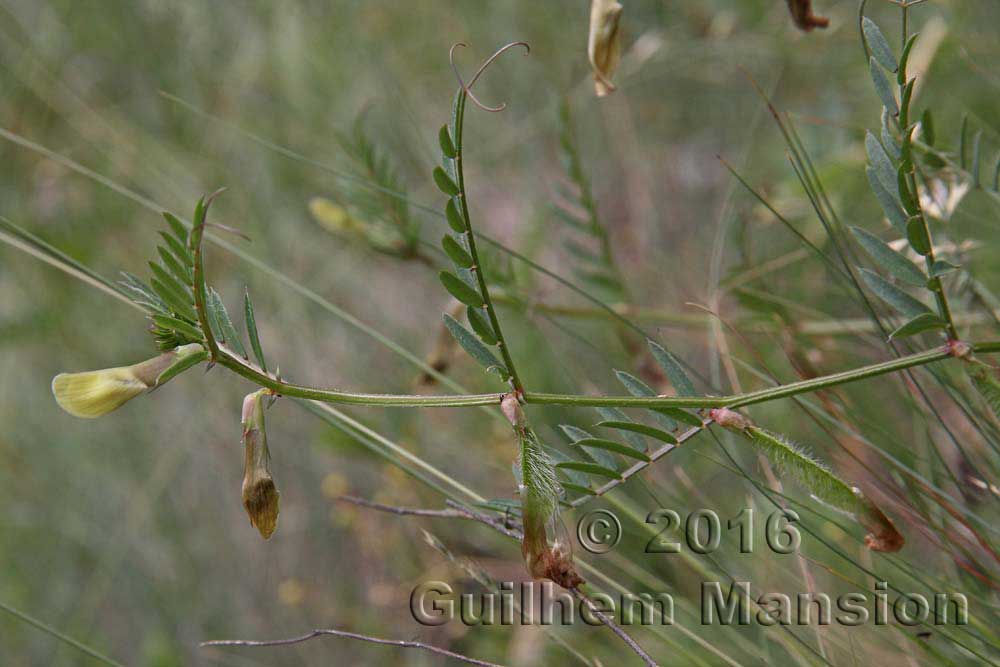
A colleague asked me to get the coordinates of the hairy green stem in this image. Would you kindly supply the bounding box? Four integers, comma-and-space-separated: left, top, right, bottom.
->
451, 90, 524, 394
216, 340, 1000, 409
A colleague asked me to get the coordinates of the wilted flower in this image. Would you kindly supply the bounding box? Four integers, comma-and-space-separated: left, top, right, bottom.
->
588, 0, 624, 97
241, 389, 280, 539
52, 343, 204, 418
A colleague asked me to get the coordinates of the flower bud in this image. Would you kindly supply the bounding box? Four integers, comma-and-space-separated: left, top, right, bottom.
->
241, 390, 280, 539
588, 0, 624, 97
52, 343, 204, 418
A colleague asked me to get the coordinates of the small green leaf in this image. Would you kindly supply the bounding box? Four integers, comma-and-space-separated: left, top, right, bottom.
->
443, 314, 507, 379
439, 271, 484, 307
905, 216, 932, 256
595, 407, 647, 453
445, 198, 465, 233
244, 288, 267, 373
859, 268, 933, 318
432, 167, 460, 196
898, 33, 918, 84
559, 425, 618, 470
119, 271, 166, 312
596, 420, 678, 444
850, 226, 926, 286
152, 314, 204, 342
867, 167, 907, 229
863, 17, 897, 73
648, 340, 697, 397
162, 212, 189, 244
897, 168, 919, 216
921, 109, 935, 146
888, 312, 947, 340
157, 246, 191, 285
570, 438, 651, 462
438, 125, 457, 158
614, 370, 675, 430
555, 461, 621, 480
158, 230, 193, 272
866, 133, 899, 203
899, 80, 914, 128
441, 235, 473, 268
881, 119, 900, 162
149, 269, 195, 321
466, 307, 497, 346
929, 260, 960, 278
971, 130, 983, 188
869, 58, 898, 116
208, 288, 247, 358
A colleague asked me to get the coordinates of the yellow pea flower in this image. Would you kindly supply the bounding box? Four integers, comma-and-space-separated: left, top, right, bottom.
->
588, 0, 624, 97
52, 343, 204, 419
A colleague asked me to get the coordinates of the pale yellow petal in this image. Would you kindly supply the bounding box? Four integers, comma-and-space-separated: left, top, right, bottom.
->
52, 368, 148, 418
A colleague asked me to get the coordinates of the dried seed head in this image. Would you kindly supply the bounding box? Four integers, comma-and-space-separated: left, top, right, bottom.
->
52, 343, 204, 418
241, 390, 280, 539
858, 501, 905, 552
588, 0, 624, 97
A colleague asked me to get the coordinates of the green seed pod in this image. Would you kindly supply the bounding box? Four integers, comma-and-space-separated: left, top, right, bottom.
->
711, 409, 904, 552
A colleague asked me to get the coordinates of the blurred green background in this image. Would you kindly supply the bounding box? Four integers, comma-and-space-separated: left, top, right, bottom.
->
2, 1, 999, 665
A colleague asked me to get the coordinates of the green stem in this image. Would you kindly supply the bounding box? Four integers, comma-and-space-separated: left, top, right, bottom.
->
451, 91, 524, 394
898, 1, 958, 340
215, 340, 1000, 409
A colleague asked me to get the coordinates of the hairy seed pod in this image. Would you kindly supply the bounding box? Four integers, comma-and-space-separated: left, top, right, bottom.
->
241, 390, 280, 539
52, 343, 204, 418
713, 408, 904, 552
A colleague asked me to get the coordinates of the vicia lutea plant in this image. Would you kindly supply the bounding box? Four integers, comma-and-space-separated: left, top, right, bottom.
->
48, 37, 1000, 590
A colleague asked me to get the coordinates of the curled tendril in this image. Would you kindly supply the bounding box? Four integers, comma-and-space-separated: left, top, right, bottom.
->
449, 41, 530, 112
